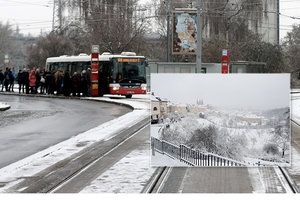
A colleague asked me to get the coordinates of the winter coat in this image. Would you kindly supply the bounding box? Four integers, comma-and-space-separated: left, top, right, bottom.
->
0, 71, 4, 82
29, 70, 37, 87
17, 72, 23, 84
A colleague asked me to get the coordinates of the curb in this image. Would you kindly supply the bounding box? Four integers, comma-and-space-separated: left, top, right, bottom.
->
0, 92, 136, 111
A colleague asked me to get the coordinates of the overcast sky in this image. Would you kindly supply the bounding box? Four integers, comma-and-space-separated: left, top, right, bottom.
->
151, 74, 290, 110
0, 0, 299, 39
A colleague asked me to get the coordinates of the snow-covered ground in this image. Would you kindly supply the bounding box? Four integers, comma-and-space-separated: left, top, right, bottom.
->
81, 149, 155, 193
0, 96, 150, 192
153, 106, 290, 166
292, 93, 300, 124
288, 147, 300, 175
151, 151, 189, 167
0, 102, 10, 110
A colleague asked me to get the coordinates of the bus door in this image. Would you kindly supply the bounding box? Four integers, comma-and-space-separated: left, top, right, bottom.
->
99, 61, 111, 96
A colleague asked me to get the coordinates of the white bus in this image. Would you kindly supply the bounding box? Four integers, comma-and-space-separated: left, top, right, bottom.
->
46, 52, 147, 98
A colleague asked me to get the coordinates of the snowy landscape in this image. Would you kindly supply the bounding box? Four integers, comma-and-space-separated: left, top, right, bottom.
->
151, 74, 291, 167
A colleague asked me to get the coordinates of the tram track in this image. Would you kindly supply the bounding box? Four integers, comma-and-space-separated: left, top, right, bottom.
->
48, 121, 150, 193
12, 117, 150, 193
277, 166, 299, 193
143, 167, 170, 193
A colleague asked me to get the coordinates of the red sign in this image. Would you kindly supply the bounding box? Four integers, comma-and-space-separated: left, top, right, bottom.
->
91, 52, 99, 97
221, 49, 230, 74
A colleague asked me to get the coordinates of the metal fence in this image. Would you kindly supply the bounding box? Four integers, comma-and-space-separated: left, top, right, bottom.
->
151, 137, 248, 167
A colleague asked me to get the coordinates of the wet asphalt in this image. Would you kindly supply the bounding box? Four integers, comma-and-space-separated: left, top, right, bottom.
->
0, 95, 131, 168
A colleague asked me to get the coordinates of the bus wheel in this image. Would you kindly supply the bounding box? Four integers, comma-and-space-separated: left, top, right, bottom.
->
125, 94, 132, 99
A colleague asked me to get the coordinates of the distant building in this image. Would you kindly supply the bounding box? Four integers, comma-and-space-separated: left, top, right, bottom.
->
172, 0, 279, 44
151, 94, 168, 123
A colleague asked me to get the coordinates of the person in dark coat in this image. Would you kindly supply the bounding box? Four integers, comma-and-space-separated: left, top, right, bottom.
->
0, 69, 4, 92
71, 72, 81, 97
35, 69, 41, 94
81, 70, 88, 97
9, 67, 16, 92
23, 69, 29, 94
45, 70, 54, 95
17, 70, 23, 93
3, 68, 10, 92
63, 70, 71, 97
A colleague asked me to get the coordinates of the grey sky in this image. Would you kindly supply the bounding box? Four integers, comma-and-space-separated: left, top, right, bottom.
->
151, 74, 290, 110
0, 0, 299, 38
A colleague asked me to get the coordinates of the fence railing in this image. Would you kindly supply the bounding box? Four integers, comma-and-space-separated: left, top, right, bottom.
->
151, 137, 249, 167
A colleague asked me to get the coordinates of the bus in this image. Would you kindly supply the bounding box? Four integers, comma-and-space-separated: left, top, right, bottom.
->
46, 52, 147, 98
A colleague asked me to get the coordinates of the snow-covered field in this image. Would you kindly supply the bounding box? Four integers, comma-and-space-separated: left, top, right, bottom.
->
152, 105, 290, 166
0, 96, 150, 192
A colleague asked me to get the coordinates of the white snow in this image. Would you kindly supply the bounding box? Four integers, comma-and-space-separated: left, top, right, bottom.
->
81, 149, 155, 193
288, 147, 300, 175
0, 102, 10, 110
0, 96, 150, 192
150, 124, 164, 139
247, 167, 266, 193
151, 151, 189, 167
292, 94, 300, 124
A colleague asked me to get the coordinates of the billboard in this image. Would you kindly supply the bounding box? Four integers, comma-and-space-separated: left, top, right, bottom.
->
172, 9, 197, 55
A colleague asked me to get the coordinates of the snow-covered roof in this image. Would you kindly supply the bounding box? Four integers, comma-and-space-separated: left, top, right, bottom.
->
46, 53, 146, 63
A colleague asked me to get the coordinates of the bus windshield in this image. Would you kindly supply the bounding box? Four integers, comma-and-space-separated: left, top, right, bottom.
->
112, 58, 146, 84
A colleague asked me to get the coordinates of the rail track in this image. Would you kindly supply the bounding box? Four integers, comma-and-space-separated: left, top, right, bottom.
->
143, 167, 171, 193
144, 166, 298, 193
278, 166, 299, 193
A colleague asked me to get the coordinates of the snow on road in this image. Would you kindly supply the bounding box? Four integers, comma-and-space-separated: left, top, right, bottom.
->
0, 96, 150, 192
0, 102, 10, 110
81, 149, 155, 193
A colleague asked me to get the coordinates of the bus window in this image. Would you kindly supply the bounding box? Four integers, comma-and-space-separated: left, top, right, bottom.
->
71, 62, 90, 75
112, 59, 146, 84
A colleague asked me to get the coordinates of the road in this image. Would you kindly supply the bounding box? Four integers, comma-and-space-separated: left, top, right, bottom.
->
0, 95, 131, 168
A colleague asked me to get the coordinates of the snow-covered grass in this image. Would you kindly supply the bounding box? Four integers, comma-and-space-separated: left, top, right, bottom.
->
81, 149, 155, 193
151, 151, 189, 167
0, 96, 150, 192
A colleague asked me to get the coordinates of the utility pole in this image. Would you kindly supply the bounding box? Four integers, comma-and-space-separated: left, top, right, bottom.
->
166, 0, 172, 62
58, 0, 63, 32
196, 0, 202, 72
52, 0, 55, 31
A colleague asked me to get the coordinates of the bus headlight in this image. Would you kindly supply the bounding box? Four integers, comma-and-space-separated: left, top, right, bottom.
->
110, 84, 120, 91
141, 84, 147, 91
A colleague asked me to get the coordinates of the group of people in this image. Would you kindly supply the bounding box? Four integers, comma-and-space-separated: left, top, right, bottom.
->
0, 67, 91, 97
0, 67, 16, 92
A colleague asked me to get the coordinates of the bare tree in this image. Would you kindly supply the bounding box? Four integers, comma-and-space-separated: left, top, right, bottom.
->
272, 125, 289, 158
26, 32, 74, 68
0, 22, 14, 68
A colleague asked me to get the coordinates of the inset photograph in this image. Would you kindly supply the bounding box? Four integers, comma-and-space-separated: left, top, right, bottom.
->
151, 74, 290, 167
